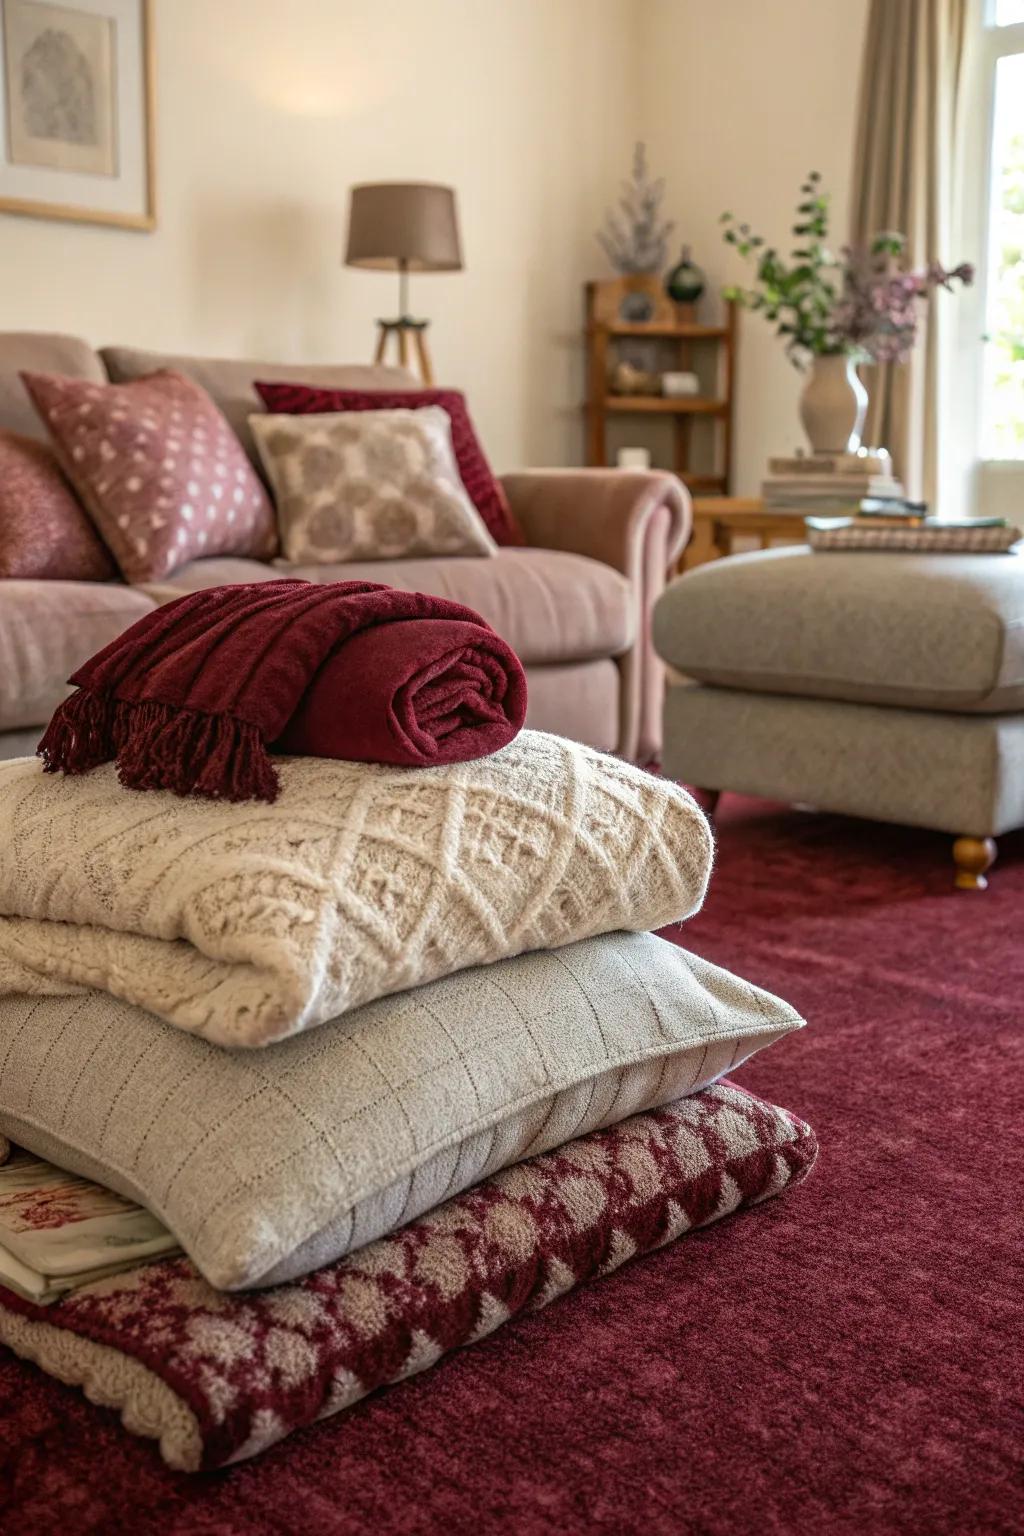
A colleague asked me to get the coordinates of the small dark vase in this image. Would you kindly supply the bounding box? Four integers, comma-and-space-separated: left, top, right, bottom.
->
665, 245, 705, 305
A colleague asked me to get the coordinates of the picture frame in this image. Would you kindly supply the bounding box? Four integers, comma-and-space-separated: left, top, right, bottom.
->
0, 0, 155, 231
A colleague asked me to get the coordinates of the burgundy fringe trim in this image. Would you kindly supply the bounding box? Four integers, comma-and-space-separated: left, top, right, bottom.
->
36, 688, 115, 777
37, 689, 279, 804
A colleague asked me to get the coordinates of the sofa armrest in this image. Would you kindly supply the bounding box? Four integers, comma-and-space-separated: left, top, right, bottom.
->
500, 469, 690, 577
500, 470, 691, 763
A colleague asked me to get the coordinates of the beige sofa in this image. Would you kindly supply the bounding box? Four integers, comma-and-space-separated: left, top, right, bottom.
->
0, 333, 689, 764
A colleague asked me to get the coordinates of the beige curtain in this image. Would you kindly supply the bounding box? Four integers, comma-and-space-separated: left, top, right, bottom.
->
850, 0, 969, 501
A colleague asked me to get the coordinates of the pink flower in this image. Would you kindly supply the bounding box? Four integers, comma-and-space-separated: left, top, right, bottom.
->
832, 244, 973, 365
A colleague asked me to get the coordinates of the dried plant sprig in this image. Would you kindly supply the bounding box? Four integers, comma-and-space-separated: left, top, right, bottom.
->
597, 142, 675, 275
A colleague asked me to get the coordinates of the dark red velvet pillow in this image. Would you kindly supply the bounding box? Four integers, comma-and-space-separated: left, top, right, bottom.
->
253, 382, 524, 547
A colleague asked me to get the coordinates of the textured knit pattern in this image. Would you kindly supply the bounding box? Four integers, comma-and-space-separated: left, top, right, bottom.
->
0, 933, 800, 1289
254, 381, 525, 546
250, 408, 497, 563
0, 432, 116, 581
0, 734, 713, 1046
21, 369, 277, 582
0, 1083, 818, 1472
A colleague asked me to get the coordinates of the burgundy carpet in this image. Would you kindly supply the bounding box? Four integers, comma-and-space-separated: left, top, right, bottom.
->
2, 798, 1022, 1535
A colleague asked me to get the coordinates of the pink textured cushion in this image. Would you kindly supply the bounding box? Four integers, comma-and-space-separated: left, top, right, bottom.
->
22, 370, 278, 583
0, 431, 116, 581
254, 381, 525, 546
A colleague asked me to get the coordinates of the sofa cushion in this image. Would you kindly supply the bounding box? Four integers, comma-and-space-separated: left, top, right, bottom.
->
0, 433, 116, 581
0, 580, 155, 732
21, 370, 278, 582
146, 548, 634, 666
255, 380, 524, 547
654, 546, 1024, 713
250, 406, 497, 563
101, 347, 415, 465
0, 333, 105, 441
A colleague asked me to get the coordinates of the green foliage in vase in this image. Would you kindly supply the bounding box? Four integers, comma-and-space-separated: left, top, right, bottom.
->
720, 172, 842, 366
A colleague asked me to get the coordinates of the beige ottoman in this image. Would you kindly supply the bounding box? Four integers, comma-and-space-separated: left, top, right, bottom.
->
653, 546, 1024, 888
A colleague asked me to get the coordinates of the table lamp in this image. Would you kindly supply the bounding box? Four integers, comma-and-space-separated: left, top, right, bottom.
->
345, 182, 462, 385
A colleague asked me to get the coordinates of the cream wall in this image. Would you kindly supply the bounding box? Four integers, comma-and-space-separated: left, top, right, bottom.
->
0, 0, 639, 471
0, 0, 872, 486
640, 0, 871, 495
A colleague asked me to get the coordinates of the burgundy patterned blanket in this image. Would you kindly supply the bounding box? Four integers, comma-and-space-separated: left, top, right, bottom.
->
0, 1082, 816, 1472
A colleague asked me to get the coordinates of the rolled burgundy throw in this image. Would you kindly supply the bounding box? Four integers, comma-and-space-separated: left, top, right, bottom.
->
37, 579, 527, 802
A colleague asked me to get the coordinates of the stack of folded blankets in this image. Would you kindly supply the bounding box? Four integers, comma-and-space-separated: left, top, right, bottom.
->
0, 580, 816, 1473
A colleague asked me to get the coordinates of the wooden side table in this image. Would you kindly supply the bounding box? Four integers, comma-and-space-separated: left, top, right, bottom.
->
681, 497, 821, 572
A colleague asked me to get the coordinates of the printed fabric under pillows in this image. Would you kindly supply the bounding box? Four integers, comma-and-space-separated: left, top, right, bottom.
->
0, 733, 714, 1047
21, 368, 278, 582
0, 432, 117, 581
0, 1082, 817, 1471
254, 379, 524, 546
0, 932, 804, 1291
249, 407, 498, 564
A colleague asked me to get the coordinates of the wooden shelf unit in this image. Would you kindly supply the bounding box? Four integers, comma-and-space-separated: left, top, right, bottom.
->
584, 276, 737, 494
597, 396, 727, 414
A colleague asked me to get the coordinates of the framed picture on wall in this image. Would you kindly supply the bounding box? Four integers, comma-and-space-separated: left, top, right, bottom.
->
0, 0, 154, 230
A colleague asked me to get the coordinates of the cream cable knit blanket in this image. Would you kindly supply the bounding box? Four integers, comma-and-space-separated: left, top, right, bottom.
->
0, 733, 713, 1049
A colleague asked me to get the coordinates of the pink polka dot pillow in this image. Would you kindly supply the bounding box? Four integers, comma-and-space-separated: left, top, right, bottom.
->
21, 369, 278, 583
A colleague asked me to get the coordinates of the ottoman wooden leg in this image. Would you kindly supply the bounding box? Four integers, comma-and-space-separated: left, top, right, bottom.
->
953, 836, 997, 891
697, 789, 721, 818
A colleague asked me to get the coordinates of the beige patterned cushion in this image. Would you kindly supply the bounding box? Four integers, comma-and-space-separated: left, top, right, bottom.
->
250, 406, 497, 563
0, 734, 714, 1047
0, 932, 804, 1288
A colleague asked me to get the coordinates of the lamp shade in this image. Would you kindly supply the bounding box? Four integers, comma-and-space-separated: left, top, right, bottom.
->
345, 183, 463, 272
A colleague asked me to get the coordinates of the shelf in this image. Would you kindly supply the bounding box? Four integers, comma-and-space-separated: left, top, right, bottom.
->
593, 396, 728, 415
681, 474, 729, 491
588, 322, 729, 340
584, 283, 736, 488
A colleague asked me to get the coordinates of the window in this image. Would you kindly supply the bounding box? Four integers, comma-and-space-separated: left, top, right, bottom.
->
980, 5, 1024, 458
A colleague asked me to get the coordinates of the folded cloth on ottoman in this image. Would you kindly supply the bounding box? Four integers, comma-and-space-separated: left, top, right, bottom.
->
0, 1083, 818, 1472
36, 578, 528, 801
0, 932, 802, 1288
0, 735, 714, 1046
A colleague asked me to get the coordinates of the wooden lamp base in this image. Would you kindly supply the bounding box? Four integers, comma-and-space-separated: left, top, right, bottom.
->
374, 318, 434, 385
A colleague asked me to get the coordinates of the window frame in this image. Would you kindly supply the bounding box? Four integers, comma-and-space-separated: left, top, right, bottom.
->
969, 4, 1024, 512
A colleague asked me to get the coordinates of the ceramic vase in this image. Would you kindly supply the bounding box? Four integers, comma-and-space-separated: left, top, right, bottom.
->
799, 354, 868, 455
665, 245, 706, 305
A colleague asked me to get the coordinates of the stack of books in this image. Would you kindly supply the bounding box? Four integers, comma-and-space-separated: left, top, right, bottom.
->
0, 1146, 179, 1304
762, 452, 909, 514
